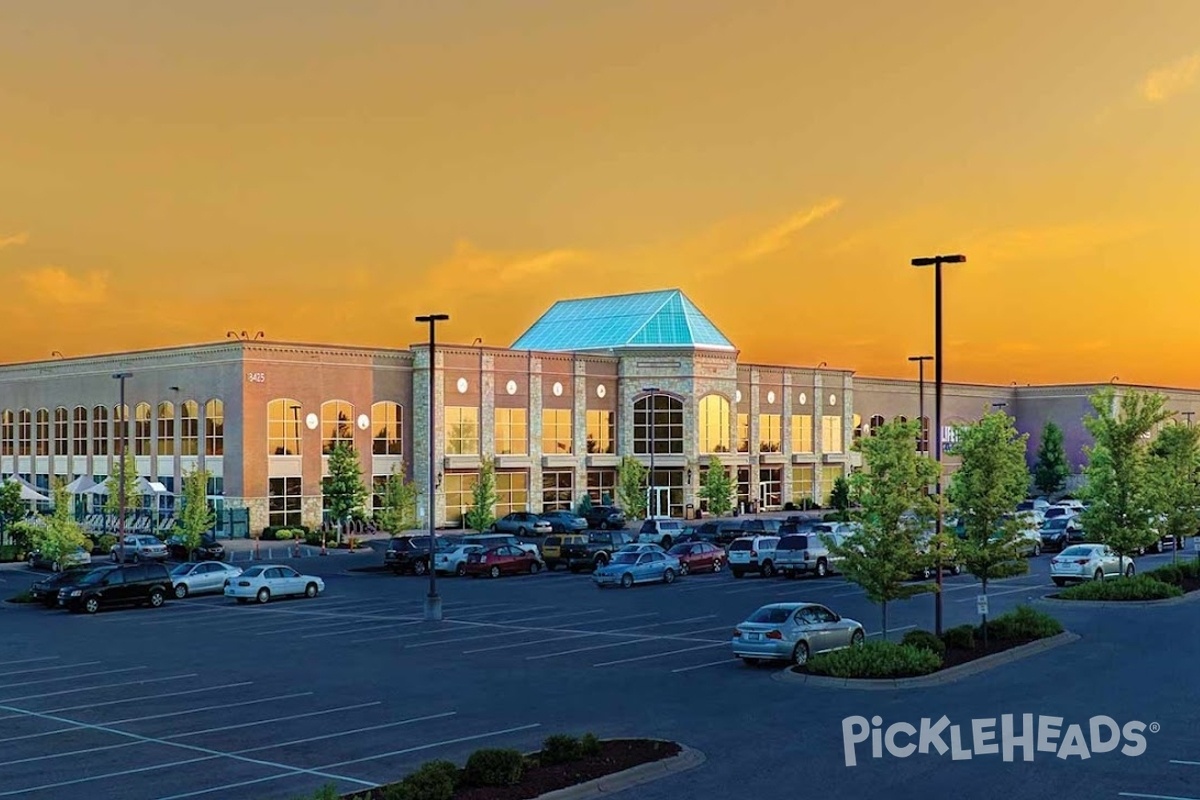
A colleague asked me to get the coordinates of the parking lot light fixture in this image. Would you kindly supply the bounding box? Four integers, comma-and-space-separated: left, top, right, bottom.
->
417, 314, 450, 622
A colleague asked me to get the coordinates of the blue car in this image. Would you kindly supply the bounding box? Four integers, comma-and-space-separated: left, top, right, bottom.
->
593, 550, 681, 588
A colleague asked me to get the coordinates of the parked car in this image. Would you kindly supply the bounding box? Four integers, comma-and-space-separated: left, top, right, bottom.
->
673, 528, 721, 547
738, 519, 783, 535
28, 546, 91, 572
538, 511, 588, 533
714, 522, 748, 547
1000, 513, 1044, 556
1017, 498, 1050, 514
1042, 506, 1076, 522
57, 562, 173, 614
385, 536, 449, 575
635, 518, 685, 548
667, 541, 724, 574
912, 530, 963, 578
561, 531, 634, 572
593, 550, 680, 588
28, 566, 92, 607
464, 545, 542, 578
1050, 544, 1135, 586
584, 506, 627, 530
732, 602, 865, 666
170, 561, 243, 598
617, 543, 668, 555
458, 534, 541, 560
225, 564, 324, 603
727, 535, 781, 578
166, 533, 226, 562
775, 528, 846, 579
1040, 516, 1085, 552
434, 544, 484, 576
491, 512, 552, 536
541, 535, 583, 571
109, 535, 169, 563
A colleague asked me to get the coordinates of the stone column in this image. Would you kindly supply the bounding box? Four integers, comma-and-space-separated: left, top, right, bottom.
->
812, 371, 824, 506
573, 359, 588, 510
842, 373, 854, 473
412, 347, 446, 528
528, 357, 543, 514
748, 368, 760, 511
781, 372, 793, 506
480, 354, 496, 456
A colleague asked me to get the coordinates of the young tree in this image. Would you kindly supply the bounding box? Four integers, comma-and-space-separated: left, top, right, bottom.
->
0, 480, 26, 546
575, 493, 594, 516
615, 456, 648, 520
828, 420, 941, 639
830, 476, 851, 522
698, 456, 734, 516
464, 456, 498, 532
1146, 421, 1200, 564
376, 468, 421, 534
174, 469, 216, 557
33, 479, 91, 569
947, 412, 1032, 644
1080, 387, 1171, 572
103, 452, 142, 517
324, 443, 367, 544
1033, 421, 1070, 496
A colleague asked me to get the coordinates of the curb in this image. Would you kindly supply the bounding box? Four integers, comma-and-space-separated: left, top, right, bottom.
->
772, 632, 1080, 690
533, 743, 705, 799
1035, 589, 1200, 608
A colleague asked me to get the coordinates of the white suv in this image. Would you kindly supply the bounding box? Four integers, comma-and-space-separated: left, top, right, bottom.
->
636, 519, 685, 548
727, 535, 780, 579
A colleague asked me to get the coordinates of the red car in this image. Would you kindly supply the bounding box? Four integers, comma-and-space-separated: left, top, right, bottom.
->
464, 545, 542, 578
667, 542, 725, 575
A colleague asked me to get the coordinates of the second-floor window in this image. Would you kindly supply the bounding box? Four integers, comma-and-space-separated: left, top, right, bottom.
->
542, 409, 572, 454
494, 408, 528, 455
759, 414, 781, 452
445, 406, 479, 455
586, 410, 614, 454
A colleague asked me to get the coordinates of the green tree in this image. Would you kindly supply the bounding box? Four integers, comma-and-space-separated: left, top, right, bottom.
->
616, 456, 648, 520
0, 480, 26, 546
174, 469, 215, 557
698, 457, 734, 516
1146, 421, 1200, 564
827, 420, 942, 639
1080, 387, 1171, 571
103, 452, 142, 517
1033, 421, 1070, 496
32, 479, 92, 569
575, 493, 594, 516
947, 412, 1032, 643
830, 476, 851, 522
464, 457, 498, 532
324, 443, 367, 544
376, 468, 421, 534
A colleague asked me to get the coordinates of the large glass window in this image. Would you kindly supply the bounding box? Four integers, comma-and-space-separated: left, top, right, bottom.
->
205, 399, 224, 456
698, 395, 730, 453
542, 470, 573, 511
853, 413, 864, 443
633, 394, 684, 455
157, 402, 175, 456
268, 477, 302, 528
495, 471, 529, 517
18, 409, 31, 456
820, 465, 844, 505
736, 413, 750, 453
586, 469, 616, 505
113, 405, 129, 455
647, 468, 685, 518
268, 399, 302, 456
444, 472, 477, 526
445, 407, 479, 455
35, 409, 50, 457
133, 403, 152, 456
586, 410, 614, 454
1, 410, 12, 456
919, 417, 930, 453
542, 409, 572, 454
321, 400, 355, 454
72, 407, 88, 456
790, 414, 813, 453
869, 415, 885, 436
736, 467, 750, 508
792, 465, 815, 504
494, 408, 527, 455
53, 408, 69, 456
180, 401, 199, 456
91, 406, 108, 457
371, 402, 403, 456
822, 416, 843, 453
759, 414, 782, 452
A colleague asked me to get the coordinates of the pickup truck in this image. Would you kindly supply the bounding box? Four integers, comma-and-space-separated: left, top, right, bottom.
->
562, 531, 635, 572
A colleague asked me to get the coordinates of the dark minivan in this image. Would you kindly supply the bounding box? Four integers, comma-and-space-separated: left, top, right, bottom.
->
57, 563, 172, 614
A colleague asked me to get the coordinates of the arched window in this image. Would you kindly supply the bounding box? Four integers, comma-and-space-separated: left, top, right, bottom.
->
72, 407, 88, 456
697, 395, 730, 454
852, 413, 863, 443
0, 410, 12, 457
35, 409, 50, 456
322, 400, 355, 453
895, 415, 908, 424
134, 403, 152, 455
869, 414, 886, 436
633, 393, 684, 455
205, 399, 224, 456
112, 405, 128, 455
53, 407, 69, 456
17, 410, 31, 456
157, 402, 175, 456
371, 402, 402, 455
268, 399, 302, 455
180, 401, 199, 455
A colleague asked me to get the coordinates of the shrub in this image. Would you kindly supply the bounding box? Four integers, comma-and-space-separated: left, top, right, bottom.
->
942, 624, 976, 651
1057, 575, 1182, 602
1145, 562, 1200, 586
262, 525, 310, 540
304, 530, 324, 546
0, 544, 24, 562
96, 534, 117, 553
385, 760, 459, 800
984, 605, 1064, 639
7, 590, 34, 604
901, 629, 946, 657
580, 732, 602, 756
540, 734, 583, 766
290, 783, 341, 800
806, 641, 942, 679
461, 748, 525, 787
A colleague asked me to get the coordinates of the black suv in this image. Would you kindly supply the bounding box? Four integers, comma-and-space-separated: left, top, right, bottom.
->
585, 506, 627, 530
29, 567, 92, 607
385, 536, 444, 575
57, 563, 172, 614
166, 533, 225, 562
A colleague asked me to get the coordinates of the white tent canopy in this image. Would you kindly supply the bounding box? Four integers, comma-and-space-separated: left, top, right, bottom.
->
3, 479, 49, 503
137, 478, 170, 495
63, 475, 98, 494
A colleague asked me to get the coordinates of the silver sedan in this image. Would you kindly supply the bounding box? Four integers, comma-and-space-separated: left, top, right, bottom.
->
170, 561, 243, 598
1050, 544, 1135, 586
732, 602, 865, 666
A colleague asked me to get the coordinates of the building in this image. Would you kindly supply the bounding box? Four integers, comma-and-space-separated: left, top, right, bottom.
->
2, 289, 1199, 533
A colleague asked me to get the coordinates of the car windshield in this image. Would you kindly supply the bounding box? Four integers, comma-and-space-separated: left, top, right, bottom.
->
610, 553, 639, 564
746, 606, 793, 624
1043, 519, 1068, 531
242, 566, 266, 577
667, 544, 689, 554
170, 563, 194, 576
1060, 546, 1094, 557
778, 535, 808, 549
727, 540, 752, 551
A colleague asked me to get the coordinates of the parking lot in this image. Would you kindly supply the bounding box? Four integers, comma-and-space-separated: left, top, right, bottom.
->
2, 542, 1198, 800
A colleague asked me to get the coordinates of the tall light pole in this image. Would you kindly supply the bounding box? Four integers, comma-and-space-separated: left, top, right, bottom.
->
111, 372, 133, 564
416, 314, 449, 621
642, 387, 660, 518
1184, 411, 1194, 427
912, 253, 966, 637
908, 356, 932, 454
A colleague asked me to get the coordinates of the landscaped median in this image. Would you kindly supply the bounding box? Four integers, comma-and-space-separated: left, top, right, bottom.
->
286, 733, 701, 800
1044, 560, 1200, 604
778, 606, 1077, 689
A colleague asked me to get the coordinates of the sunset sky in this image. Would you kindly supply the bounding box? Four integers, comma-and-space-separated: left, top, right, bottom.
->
2, 2, 1199, 385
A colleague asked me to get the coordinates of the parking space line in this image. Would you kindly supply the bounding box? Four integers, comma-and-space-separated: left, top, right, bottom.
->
406, 613, 610, 649
1118, 793, 1200, 800
301, 621, 427, 639
0, 754, 221, 798
2, 672, 198, 703
0, 656, 58, 668
316, 722, 543, 769
460, 613, 665, 654
954, 584, 1044, 601
0, 660, 102, 678
866, 625, 918, 637
527, 638, 653, 660
0, 738, 139, 767
108, 692, 316, 725
593, 642, 728, 667
232, 711, 457, 754
1169, 760, 1200, 766
165, 700, 382, 740
0, 665, 145, 691
152, 771, 305, 800
0, 681, 255, 723
671, 658, 736, 673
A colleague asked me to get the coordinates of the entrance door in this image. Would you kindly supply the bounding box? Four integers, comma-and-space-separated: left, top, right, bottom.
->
647, 486, 669, 518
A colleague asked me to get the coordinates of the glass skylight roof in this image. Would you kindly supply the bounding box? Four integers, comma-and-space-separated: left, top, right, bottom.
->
512, 289, 735, 352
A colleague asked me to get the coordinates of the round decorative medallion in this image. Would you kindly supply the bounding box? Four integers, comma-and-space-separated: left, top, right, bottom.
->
596, 384, 607, 399
552, 381, 563, 397
766, 390, 776, 404
356, 414, 370, 430
735, 390, 743, 403
829, 393, 837, 406
304, 413, 318, 430
505, 380, 517, 395
456, 377, 468, 394
798, 392, 807, 405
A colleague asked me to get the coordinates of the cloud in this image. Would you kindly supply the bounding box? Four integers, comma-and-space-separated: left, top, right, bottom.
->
963, 221, 1150, 263
424, 240, 590, 292
0, 232, 29, 250
1142, 53, 1200, 103
20, 267, 109, 305
738, 198, 843, 262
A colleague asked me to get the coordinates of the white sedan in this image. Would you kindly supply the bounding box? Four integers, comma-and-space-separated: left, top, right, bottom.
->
224, 564, 324, 604
434, 544, 483, 576
170, 561, 243, 598
1050, 544, 1135, 586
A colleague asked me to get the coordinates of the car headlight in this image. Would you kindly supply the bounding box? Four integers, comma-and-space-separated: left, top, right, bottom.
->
70, 590, 82, 597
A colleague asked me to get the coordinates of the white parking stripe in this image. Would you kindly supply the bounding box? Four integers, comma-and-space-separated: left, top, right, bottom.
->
460, 613, 665, 654
866, 625, 917, 637
0, 681, 254, 723
1118, 793, 1200, 800
0, 657, 58, 668
593, 642, 728, 667
316, 722, 543, 769
152, 771, 303, 800
954, 585, 1044, 601
0, 754, 220, 797
232, 711, 457, 754
2, 672, 198, 703
108, 692, 316, 725
671, 658, 735, 673
0, 739, 139, 767
406, 614, 610, 649
165, 701, 382, 739
0, 660, 102, 678
1169, 759, 1200, 766
301, 621, 425, 639
527, 639, 651, 660
0, 665, 145, 691
490, 608, 608, 625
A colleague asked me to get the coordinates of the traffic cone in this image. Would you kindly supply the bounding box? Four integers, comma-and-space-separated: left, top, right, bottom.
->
320, 535, 327, 556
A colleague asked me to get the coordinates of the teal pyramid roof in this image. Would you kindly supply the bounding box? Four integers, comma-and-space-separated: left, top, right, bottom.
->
512, 289, 735, 352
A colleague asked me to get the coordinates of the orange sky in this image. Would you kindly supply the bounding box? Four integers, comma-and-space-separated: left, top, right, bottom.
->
2, 2, 1199, 385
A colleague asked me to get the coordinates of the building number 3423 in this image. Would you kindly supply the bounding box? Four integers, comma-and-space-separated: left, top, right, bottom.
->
247, 372, 266, 383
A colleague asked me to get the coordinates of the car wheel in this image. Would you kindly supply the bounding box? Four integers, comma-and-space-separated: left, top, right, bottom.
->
131, 554, 140, 563
732, 569, 745, 579
951, 564, 963, 576
84, 597, 100, 614
761, 560, 775, 578
741, 657, 760, 666
528, 560, 540, 575
620, 572, 634, 588
595, 554, 609, 568
517, 527, 527, 536
712, 559, 722, 573
148, 590, 165, 608
1125, 564, 1135, 578
791, 641, 810, 666
174, 583, 189, 599
489, 565, 501, 579
305, 582, 319, 598
815, 559, 828, 578
599, 521, 608, 530
921, 566, 933, 580
663, 568, 676, 584
257, 588, 270, 604
1094, 569, 1104, 582
1052, 577, 1066, 587
661, 536, 672, 549
1033, 544, 1041, 557
413, 560, 428, 576
110, 552, 118, 563
679, 562, 689, 576
455, 562, 467, 577
851, 629, 865, 648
